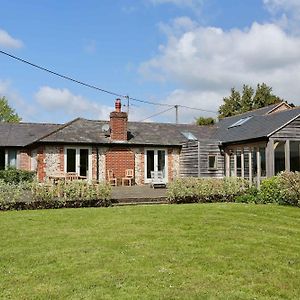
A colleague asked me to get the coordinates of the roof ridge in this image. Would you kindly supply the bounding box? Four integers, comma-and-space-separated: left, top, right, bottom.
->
220, 103, 282, 120
34, 117, 82, 144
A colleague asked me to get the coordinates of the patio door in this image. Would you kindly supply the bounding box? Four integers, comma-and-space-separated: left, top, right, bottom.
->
145, 149, 168, 183
65, 147, 91, 179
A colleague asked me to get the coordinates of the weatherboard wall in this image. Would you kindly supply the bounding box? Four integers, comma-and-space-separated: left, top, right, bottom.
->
270, 116, 300, 140
179, 140, 224, 178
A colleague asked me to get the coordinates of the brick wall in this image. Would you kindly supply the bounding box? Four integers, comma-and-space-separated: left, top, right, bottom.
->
37, 146, 46, 182
105, 148, 135, 181
19, 149, 31, 170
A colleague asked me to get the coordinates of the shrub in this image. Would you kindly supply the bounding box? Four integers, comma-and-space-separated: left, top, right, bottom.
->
167, 177, 249, 203
0, 179, 25, 208
0, 167, 36, 184
257, 176, 283, 204
31, 180, 112, 202
278, 171, 300, 206
234, 186, 257, 203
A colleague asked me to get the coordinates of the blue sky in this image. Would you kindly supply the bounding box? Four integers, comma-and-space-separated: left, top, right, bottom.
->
0, 0, 300, 124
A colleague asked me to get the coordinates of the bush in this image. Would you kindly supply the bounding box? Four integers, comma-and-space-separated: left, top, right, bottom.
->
0, 180, 112, 210
235, 186, 258, 203
31, 180, 112, 202
0, 180, 29, 208
278, 171, 300, 206
167, 177, 249, 204
0, 167, 36, 184
257, 176, 283, 204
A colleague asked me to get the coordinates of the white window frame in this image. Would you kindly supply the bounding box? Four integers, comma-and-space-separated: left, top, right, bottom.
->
64, 146, 92, 180
3, 149, 19, 169
144, 148, 168, 184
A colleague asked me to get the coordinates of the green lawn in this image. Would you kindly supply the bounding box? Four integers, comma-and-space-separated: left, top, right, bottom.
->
1, 204, 300, 299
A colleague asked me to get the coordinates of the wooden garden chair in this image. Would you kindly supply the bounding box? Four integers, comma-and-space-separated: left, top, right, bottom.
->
107, 169, 117, 186
65, 172, 79, 181
122, 169, 134, 186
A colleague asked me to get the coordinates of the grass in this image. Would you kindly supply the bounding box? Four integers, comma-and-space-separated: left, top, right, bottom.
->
1, 204, 300, 299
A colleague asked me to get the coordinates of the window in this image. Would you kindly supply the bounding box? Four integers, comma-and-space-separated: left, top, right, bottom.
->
208, 155, 217, 169
0, 149, 5, 170
290, 141, 300, 172
0, 149, 18, 170
228, 116, 253, 128
181, 131, 197, 140
7, 149, 17, 167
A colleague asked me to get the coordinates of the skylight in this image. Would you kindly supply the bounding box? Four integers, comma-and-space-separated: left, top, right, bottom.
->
228, 116, 253, 129
181, 131, 197, 140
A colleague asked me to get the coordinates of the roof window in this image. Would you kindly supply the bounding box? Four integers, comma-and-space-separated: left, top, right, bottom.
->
228, 116, 253, 129
181, 131, 197, 140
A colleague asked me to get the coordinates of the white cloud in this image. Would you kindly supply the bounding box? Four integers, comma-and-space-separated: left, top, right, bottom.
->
139, 18, 300, 122
263, 0, 300, 33
35, 86, 114, 120
0, 29, 23, 48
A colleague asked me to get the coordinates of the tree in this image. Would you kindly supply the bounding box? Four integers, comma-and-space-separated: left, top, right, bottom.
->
195, 116, 215, 125
218, 88, 242, 119
0, 96, 21, 123
218, 83, 283, 119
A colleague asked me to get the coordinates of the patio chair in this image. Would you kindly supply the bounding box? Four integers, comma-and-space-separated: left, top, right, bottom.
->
107, 169, 117, 186
65, 172, 79, 181
122, 169, 134, 186
150, 171, 166, 188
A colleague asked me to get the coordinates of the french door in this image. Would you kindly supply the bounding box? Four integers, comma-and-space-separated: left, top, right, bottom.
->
65, 147, 91, 179
145, 149, 168, 183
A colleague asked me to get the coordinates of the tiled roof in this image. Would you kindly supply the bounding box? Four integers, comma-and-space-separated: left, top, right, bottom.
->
40, 118, 216, 146
0, 103, 299, 147
214, 106, 300, 144
0, 122, 60, 147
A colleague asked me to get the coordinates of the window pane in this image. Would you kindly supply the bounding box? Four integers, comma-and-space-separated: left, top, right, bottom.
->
236, 151, 241, 177
146, 150, 154, 179
274, 141, 285, 174
8, 149, 17, 167
0, 149, 5, 170
67, 149, 76, 173
260, 147, 266, 177
157, 150, 165, 176
79, 149, 88, 177
290, 141, 300, 172
208, 155, 216, 169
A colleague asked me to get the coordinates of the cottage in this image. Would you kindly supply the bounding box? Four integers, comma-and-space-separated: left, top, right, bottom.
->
0, 99, 299, 186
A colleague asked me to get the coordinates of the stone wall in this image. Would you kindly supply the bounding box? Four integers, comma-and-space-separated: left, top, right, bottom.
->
134, 148, 144, 185
44, 146, 64, 177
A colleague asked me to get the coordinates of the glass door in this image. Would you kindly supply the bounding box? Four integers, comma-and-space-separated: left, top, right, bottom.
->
79, 149, 89, 177
145, 149, 167, 183
65, 147, 91, 179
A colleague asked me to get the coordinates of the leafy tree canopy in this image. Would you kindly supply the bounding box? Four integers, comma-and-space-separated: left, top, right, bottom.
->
195, 116, 215, 126
218, 83, 284, 119
0, 96, 21, 123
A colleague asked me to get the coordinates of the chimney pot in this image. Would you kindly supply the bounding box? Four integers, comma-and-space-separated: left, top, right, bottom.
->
110, 98, 128, 141
115, 98, 122, 112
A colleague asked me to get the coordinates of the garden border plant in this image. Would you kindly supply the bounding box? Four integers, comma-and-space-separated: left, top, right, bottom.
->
0, 180, 112, 211
167, 171, 300, 207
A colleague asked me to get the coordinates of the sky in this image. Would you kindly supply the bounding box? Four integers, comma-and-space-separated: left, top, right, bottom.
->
1, 0, 300, 124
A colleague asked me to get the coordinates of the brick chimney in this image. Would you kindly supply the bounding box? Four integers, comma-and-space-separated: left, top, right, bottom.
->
110, 98, 128, 141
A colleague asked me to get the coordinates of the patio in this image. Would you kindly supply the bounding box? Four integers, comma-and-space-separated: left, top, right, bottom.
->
111, 185, 168, 205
